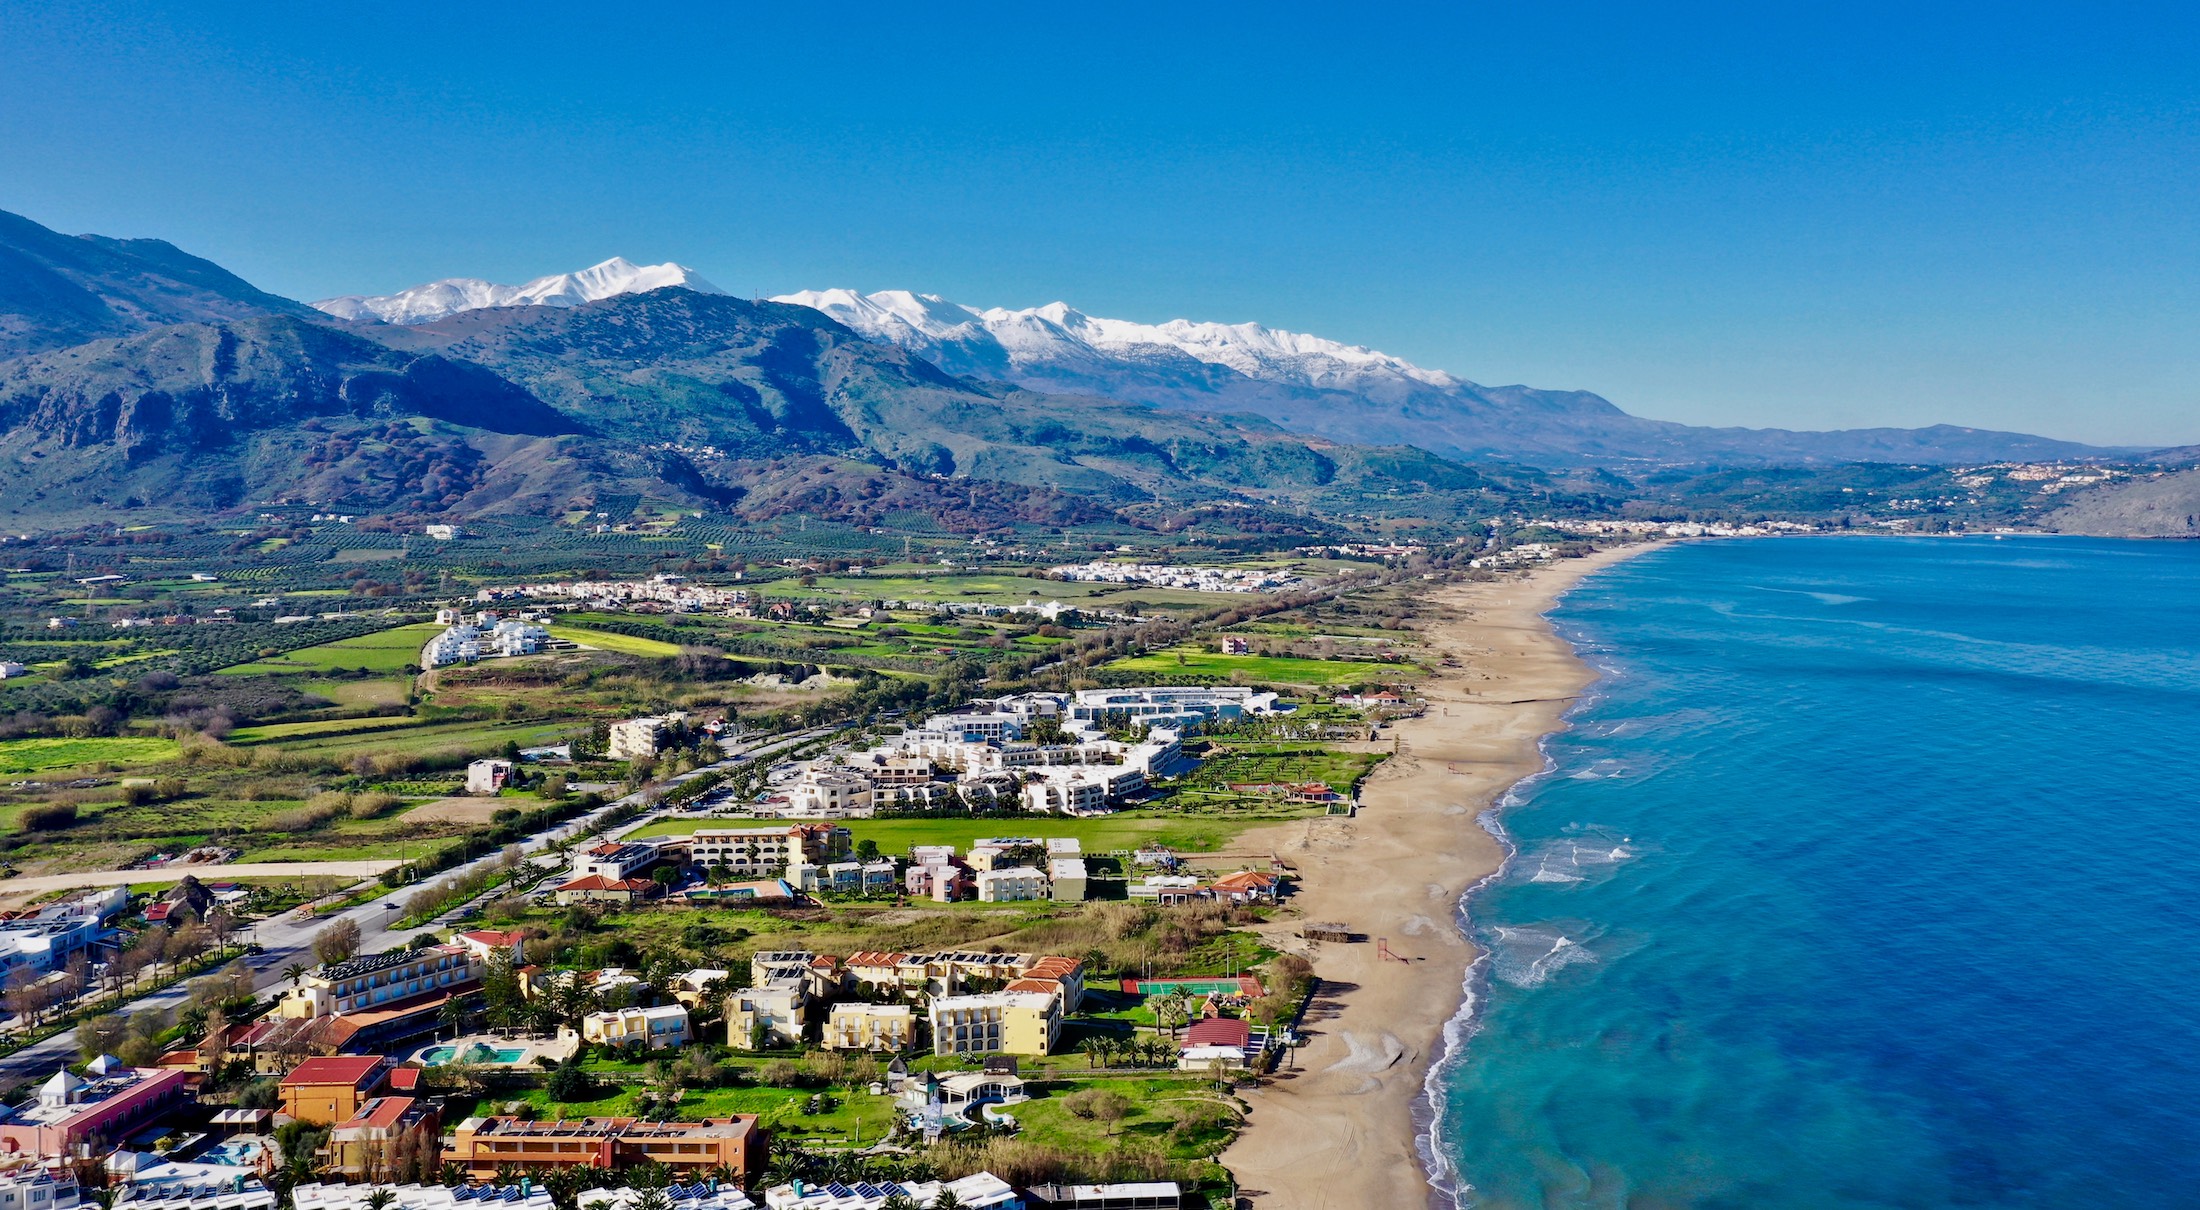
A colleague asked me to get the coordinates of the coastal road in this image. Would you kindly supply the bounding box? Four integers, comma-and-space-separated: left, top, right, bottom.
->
0, 736, 813, 1087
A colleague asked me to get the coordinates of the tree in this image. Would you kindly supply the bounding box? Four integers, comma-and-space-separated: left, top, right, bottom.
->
439, 996, 467, 1040
546, 1058, 592, 1102
312, 919, 362, 966
1088, 1089, 1131, 1136
283, 962, 308, 989
854, 839, 881, 864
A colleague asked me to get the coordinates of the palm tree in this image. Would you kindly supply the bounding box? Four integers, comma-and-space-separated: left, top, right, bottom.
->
438, 996, 467, 1040
932, 1189, 965, 1210
365, 1190, 396, 1210
1078, 1038, 1100, 1069
282, 962, 307, 989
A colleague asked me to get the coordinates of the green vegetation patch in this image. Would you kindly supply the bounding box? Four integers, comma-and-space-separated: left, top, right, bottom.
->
0, 736, 181, 774
544, 625, 683, 658
215, 622, 442, 676
1106, 644, 1417, 686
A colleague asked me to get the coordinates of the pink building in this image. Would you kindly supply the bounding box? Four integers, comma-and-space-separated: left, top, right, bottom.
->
905, 862, 972, 902
0, 1061, 191, 1159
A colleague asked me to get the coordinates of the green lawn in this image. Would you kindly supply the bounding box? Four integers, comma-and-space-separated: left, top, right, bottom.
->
216, 622, 442, 675
507, 1075, 896, 1140
546, 625, 684, 657
1106, 645, 1417, 686
0, 736, 181, 774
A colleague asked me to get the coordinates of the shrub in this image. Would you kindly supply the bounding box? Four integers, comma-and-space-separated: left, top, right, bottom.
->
347, 792, 403, 819
20, 803, 78, 831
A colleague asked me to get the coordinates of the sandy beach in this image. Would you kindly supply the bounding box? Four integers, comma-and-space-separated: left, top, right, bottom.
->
1221, 544, 1650, 1209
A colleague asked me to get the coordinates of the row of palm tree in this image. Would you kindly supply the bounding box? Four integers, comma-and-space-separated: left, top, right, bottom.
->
1076, 1034, 1182, 1069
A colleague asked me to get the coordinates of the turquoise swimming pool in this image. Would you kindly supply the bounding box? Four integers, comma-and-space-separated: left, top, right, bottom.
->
420, 1042, 526, 1065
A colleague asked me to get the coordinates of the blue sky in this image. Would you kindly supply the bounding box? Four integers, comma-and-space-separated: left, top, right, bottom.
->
2, 1, 2195, 446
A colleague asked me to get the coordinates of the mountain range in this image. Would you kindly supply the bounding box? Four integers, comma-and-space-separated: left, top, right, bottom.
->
315, 258, 723, 325
0, 207, 2179, 535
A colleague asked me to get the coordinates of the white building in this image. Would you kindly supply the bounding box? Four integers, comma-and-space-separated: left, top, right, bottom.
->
465, 759, 514, 795
785, 767, 875, 817
580, 1004, 690, 1050
975, 867, 1049, 903
0, 1166, 81, 1210
762, 1172, 1014, 1210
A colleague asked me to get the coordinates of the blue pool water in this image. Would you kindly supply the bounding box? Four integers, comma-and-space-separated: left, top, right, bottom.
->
1434, 536, 2200, 1208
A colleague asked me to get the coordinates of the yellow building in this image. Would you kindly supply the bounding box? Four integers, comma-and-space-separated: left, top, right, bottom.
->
927, 989, 1059, 1057
824, 1003, 915, 1052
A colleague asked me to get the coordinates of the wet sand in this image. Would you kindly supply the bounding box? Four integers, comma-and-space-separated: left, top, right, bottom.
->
1221, 545, 1650, 1209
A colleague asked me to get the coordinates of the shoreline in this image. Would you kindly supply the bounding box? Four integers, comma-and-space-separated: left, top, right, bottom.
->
1220, 543, 1654, 1209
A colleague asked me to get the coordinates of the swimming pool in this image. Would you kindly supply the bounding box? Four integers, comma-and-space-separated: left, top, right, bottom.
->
199, 1138, 267, 1166
420, 1042, 526, 1065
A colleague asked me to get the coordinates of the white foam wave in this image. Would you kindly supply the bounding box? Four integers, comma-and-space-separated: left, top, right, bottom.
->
1487, 923, 1600, 988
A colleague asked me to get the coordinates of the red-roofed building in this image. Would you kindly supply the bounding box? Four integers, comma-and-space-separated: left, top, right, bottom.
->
278, 1055, 389, 1126
450, 930, 525, 964
552, 875, 659, 905
1208, 870, 1282, 903
1180, 1017, 1255, 1069
324, 1094, 439, 1176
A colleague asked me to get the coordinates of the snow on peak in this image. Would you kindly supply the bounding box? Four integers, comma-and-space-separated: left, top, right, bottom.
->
314, 257, 724, 325
774, 288, 1460, 393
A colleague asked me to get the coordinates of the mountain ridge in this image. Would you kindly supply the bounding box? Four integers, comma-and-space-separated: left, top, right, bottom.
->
313, 257, 723, 325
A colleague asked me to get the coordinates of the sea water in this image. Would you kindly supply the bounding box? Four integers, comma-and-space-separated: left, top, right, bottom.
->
1433, 536, 2200, 1209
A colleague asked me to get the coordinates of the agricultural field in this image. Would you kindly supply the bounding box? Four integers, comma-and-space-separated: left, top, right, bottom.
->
258, 718, 575, 758
223, 716, 423, 745
0, 736, 181, 774
215, 622, 441, 676
545, 625, 684, 657
1105, 644, 1418, 686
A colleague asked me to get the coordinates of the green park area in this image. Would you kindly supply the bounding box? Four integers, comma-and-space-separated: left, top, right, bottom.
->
1105, 644, 1417, 686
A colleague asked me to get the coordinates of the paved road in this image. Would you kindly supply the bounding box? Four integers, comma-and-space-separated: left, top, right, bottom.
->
0, 730, 826, 1086
0, 862, 402, 900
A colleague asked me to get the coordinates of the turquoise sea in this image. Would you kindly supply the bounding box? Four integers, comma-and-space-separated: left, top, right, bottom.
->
1432, 536, 2200, 1209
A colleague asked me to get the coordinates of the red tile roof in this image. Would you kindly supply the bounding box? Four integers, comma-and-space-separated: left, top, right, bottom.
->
339, 1095, 419, 1131
1184, 1018, 1252, 1049
1210, 870, 1279, 893
1004, 978, 1061, 996
386, 1067, 422, 1092
555, 875, 655, 893
457, 929, 524, 947
281, 1055, 386, 1088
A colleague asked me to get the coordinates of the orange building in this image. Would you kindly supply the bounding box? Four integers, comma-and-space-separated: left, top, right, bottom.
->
278, 1055, 390, 1126
444, 1115, 765, 1181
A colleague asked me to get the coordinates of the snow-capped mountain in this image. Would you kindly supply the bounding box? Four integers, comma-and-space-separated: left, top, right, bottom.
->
315, 257, 722, 325
770, 288, 2113, 467
772, 289, 1461, 399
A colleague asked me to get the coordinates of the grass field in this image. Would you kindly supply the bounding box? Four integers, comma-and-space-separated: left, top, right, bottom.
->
629, 810, 1287, 856
225, 716, 424, 745
1106, 645, 1417, 686
545, 625, 683, 657
216, 622, 442, 676
264, 719, 575, 756
0, 736, 181, 773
